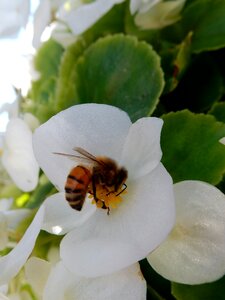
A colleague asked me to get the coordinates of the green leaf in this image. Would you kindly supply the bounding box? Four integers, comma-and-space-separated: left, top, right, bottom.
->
182, 0, 225, 53
210, 102, 225, 123
55, 39, 87, 111
74, 34, 164, 121
172, 275, 225, 300
31, 39, 64, 103
25, 39, 64, 122
161, 110, 225, 184
34, 39, 64, 79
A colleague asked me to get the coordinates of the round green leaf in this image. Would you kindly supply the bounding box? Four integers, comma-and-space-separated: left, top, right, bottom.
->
161, 110, 225, 184
55, 39, 87, 111
31, 39, 64, 104
25, 39, 64, 122
74, 34, 164, 121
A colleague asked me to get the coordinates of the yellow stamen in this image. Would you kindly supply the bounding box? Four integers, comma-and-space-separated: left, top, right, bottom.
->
89, 184, 127, 212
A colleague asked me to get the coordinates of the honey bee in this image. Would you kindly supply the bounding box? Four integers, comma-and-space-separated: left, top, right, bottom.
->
54, 147, 128, 213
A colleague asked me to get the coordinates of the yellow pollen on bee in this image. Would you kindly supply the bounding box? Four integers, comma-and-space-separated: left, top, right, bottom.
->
89, 185, 127, 211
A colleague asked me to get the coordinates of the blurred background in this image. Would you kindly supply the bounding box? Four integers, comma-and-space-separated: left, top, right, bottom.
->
0, 0, 40, 132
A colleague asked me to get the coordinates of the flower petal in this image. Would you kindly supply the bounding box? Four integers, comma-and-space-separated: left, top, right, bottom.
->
0, 199, 13, 212
58, 0, 125, 35
148, 180, 225, 284
33, 104, 131, 191
130, 0, 160, 14
2, 118, 39, 192
43, 261, 146, 300
135, 0, 186, 30
4, 209, 31, 229
42, 193, 96, 235
120, 117, 163, 180
60, 163, 175, 277
0, 292, 8, 300
0, 205, 44, 286
25, 257, 51, 298
0, 0, 30, 37
50, 21, 77, 48
32, 0, 51, 48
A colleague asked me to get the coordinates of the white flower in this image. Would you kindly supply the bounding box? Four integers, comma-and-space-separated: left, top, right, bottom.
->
50, 21, 78, 48
0, 198, 30, 251
1, 118, 39, 192
57, 0, 125, 35
24, 256, 146, 300
0, 0, 30, 37
219, 136, 225, 145
147, 180, 225, 284
25, 257, 52, 299
0, 104, 173, 286
0, 135, 13, 188
43, 261, 146, 300
32, 0, 52, 48
32, 0, 65, 48
0, 101, 18, 120
32, 103, 175, 277
0, 205, 44, 286
130, 0, 186, 30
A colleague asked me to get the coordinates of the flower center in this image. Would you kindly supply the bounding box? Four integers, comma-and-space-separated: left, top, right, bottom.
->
88, 184, 127, 214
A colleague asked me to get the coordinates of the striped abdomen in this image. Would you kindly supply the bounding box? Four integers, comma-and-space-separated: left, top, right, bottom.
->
65, 166, 91, 211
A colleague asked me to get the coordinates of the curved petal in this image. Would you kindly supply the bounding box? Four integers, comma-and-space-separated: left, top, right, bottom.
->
0, 205, 44, 286
32, 0, 51, 48
2, 118, 39, 192
120, 117, 163, 180
148, 180, 225, 284
33, 104, 131, 191
43, 261, 146, 300
60, 163, 175, 277
58, 0, 125, 35
42, 193, 96, 235
135, 0, 185, 30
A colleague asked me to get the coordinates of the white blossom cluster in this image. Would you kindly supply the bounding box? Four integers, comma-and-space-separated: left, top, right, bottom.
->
0, 1, 225, 300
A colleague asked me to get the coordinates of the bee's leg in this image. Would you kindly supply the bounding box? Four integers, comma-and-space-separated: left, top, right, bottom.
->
92, 173, 109, 212
92, 173, 98, 202
116, 183, 127, 196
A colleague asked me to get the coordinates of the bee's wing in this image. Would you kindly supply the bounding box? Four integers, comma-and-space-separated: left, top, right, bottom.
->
53, 152, 96, 166
73, 147, 105, 166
